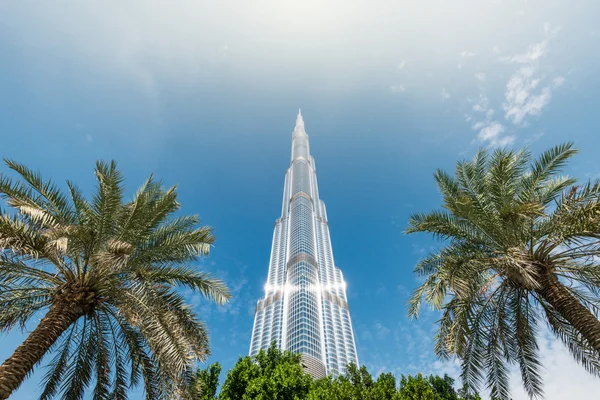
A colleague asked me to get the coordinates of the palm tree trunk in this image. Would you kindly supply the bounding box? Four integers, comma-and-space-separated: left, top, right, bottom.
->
0, 303, 82, 399
536, 271, 600, 355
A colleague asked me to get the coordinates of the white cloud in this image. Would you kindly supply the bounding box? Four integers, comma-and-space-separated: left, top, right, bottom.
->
428, 331, 600, 400
397, 60, 406, 70
374, 322, 391, 340
477, 122, 504, 140
472, 94, 490, 113
390, 84, 406, 93
86, 134, 93, 143
467, 91, 514, 147
509, 333, 600, 400
504, 65, 552, 125
552, 76, 565, 87
459, 51, 475, 57
441, 88, 450, 101
477, 122, 515, 147
543, 21, 561, 37
501, 32, 564, 126
472, 121, 486, 130
460, 24, 564, 146
503, 40, 548, 64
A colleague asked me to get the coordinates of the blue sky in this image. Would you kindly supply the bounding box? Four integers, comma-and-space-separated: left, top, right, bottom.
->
1, 1, 600, 399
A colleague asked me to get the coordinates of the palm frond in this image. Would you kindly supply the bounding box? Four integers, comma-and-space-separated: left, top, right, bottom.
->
519, 142, 578, 203
0, 160, 229, 399
4, 159, 73, 224
121, 264, 230, 305
40, 324, 78, 400
59, 318, 97, 400
510, 290, 543, 399
90, 160, 125, 249
405, 143, 600, 400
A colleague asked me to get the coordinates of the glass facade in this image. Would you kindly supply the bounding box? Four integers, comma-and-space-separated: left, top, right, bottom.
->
249, 111, 359, 378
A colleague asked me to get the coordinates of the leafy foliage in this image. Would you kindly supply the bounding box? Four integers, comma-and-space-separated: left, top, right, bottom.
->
210, 345, 479, 400
220, 343, 312, 400
406, 143, 600, 399
398, 374, 438, 400
191, 362, 222, 400
0, 160, 230, 399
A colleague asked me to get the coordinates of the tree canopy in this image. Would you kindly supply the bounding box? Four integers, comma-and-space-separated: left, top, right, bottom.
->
193, 344, 480, 400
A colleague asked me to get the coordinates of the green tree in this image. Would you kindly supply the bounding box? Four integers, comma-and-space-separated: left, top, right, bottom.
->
308, 374, 354, 400
307, 376, 337, 400
0, 160, 230, 399
220, 344, 312, 400
398, 374, 437, 400
219, 348, 479, 400
346, 364, 374, 399
428, 375, 457, 400
406, 143, 600, 399
191, 362, 222, 400
219, 356, 259, 400
308, 365, 376, 400
372, 372, 400, 400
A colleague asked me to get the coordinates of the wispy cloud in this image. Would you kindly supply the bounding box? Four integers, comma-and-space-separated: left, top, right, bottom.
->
503, 65, 553, 125
217, 274, 250, 316
457, 51, 476, 70
374, 322, 391, 340
502, 41, 548, 64
390, 84, 406, 94
441, 88, 450, 101
472, 94, 490, 113
552, 76, 565, 87
463, 23, 564, 147
477, 122, 515, 147
468, 93, 514, 148
501, 24, 564, 126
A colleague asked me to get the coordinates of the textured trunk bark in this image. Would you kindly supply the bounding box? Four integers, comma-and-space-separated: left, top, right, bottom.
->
0, 303, 82, 399
536, 271, 600, 355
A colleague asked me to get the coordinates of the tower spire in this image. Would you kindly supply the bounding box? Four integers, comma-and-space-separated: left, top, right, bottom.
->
295, 109, 304, 128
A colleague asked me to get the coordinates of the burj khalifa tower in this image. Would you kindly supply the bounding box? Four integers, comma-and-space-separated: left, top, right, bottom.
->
249, 111, 359, 378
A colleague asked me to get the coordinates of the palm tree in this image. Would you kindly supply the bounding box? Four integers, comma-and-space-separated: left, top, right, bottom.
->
0, 160, 230, 399
406, 143, 600, 399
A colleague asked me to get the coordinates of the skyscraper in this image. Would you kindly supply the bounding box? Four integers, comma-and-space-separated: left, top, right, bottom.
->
249, 111, 359, 379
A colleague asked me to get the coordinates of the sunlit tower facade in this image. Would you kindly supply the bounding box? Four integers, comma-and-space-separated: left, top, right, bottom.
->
249, 111, 359, 379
